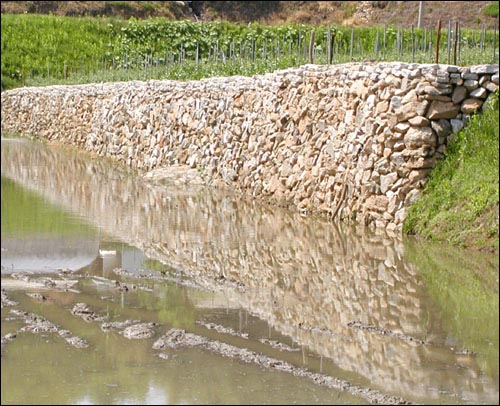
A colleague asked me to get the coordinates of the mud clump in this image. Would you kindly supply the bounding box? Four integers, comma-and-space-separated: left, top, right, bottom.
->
347, 320, 426, 345
196, 321, 249, 339
259, 338, 300, 352
71, 303, 107, 322
7, 309, 91, 349
11, 310, 60, 334
153, 328, 208, 349
1, 289, 19, 308
1, 333, 17, 346
58, 329, 72, 337
11, 272, 32, 282
101, 320, 140, 332
26, 292, 48, 301
121, 322, 158, 339
65, 336, 89, 348
153, 329, 414, 405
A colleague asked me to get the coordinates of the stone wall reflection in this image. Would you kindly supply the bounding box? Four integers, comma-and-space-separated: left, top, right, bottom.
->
1, 139, 497, 404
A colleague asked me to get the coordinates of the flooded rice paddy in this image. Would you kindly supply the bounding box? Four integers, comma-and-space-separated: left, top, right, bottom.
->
1, 136, 498, 405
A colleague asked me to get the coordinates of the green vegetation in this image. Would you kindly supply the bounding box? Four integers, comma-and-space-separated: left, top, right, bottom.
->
483, 1, 499, 17
405, 239, 499, 378
404, 93, 499, 252
1, 14, 124, 90
2, 14, 499, 90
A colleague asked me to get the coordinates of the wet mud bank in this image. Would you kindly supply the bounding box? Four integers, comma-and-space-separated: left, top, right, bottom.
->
2, 138, 498, 405
2, 289, 89, 351
153, 329, 413, 405
1, 273, 414, 404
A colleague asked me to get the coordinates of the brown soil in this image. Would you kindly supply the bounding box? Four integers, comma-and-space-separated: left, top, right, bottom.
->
367, 1, 496, 29
1, 1, 497, 28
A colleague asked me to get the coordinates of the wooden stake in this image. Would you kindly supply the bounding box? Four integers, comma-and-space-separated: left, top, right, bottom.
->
309, 30, 316, 64
435, 19, 442, 64
453, 21, 459, 65
350, 28, 354, 61
327, 26, 332, 64
411, 25, 415, 62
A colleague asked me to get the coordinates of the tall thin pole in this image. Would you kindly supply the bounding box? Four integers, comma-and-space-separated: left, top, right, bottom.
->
350, 28, 354, 61
418, 1, 425, 29
327, 26, 332, 64
383, 25, 387, 60
411, 25, 415, 62
309, 30, 316, 64
435, 19, 442, 63
453, 21, 459, 65
447, 20, 452, 64
494, 23, 498, 63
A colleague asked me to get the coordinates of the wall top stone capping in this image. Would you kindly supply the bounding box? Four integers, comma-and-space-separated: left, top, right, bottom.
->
1, 61, 499, 233
3, 62, 498, 96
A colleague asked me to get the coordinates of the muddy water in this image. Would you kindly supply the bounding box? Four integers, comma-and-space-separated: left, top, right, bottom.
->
1, 137, 498, 405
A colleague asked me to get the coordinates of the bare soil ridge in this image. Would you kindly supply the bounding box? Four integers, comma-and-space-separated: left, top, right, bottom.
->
1, 1, 497, 28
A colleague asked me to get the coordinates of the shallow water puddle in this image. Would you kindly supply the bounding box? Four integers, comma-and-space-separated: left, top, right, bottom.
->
1, 137, 498, 405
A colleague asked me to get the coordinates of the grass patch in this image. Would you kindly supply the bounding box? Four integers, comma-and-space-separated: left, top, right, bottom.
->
483, 1, 499, 17
404, 93, 499, 252
1, 13, 124, 89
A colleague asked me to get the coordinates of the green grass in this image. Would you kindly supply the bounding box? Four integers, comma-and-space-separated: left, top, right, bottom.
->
2, 14, 499, 90
483, 1, 499, 17
20, 55, 311, 87
404, 93, 499, 252
1, 13, 125, 90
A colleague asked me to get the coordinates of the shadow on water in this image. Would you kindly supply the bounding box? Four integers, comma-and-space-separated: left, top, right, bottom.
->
1, 137, 498, 405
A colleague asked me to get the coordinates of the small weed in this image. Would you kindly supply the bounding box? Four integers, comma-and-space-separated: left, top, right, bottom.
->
483, 1, 499, 17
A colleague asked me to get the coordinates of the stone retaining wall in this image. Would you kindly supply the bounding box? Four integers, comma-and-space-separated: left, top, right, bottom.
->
1, 62, 498, 231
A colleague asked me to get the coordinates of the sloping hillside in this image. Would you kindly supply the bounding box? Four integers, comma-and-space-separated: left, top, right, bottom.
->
1, 1, 498, 28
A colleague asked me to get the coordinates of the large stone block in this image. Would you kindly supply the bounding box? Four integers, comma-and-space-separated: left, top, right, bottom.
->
426, 101, 460, 120
451, 86, 467, 104
461, 98, 483, 114
404, 127, 436, 149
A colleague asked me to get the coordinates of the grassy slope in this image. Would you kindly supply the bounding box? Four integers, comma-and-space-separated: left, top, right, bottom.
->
404, 94, 499, 253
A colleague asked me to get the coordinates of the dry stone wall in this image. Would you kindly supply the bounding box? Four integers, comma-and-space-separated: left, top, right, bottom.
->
1, 62, 498, 231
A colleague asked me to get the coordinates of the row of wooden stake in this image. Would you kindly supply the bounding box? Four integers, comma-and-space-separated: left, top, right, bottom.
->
306, 20, 498, 65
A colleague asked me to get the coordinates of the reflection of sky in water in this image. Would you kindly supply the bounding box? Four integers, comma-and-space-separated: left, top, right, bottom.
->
75, 383, 170, 405
1, 173, 101, 273
1, 237, 100, 273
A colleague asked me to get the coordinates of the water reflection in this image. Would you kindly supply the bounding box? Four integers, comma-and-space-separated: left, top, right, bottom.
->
1, 137, 498, 404
1, 177, 100, 273
4, 311, 351, 405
